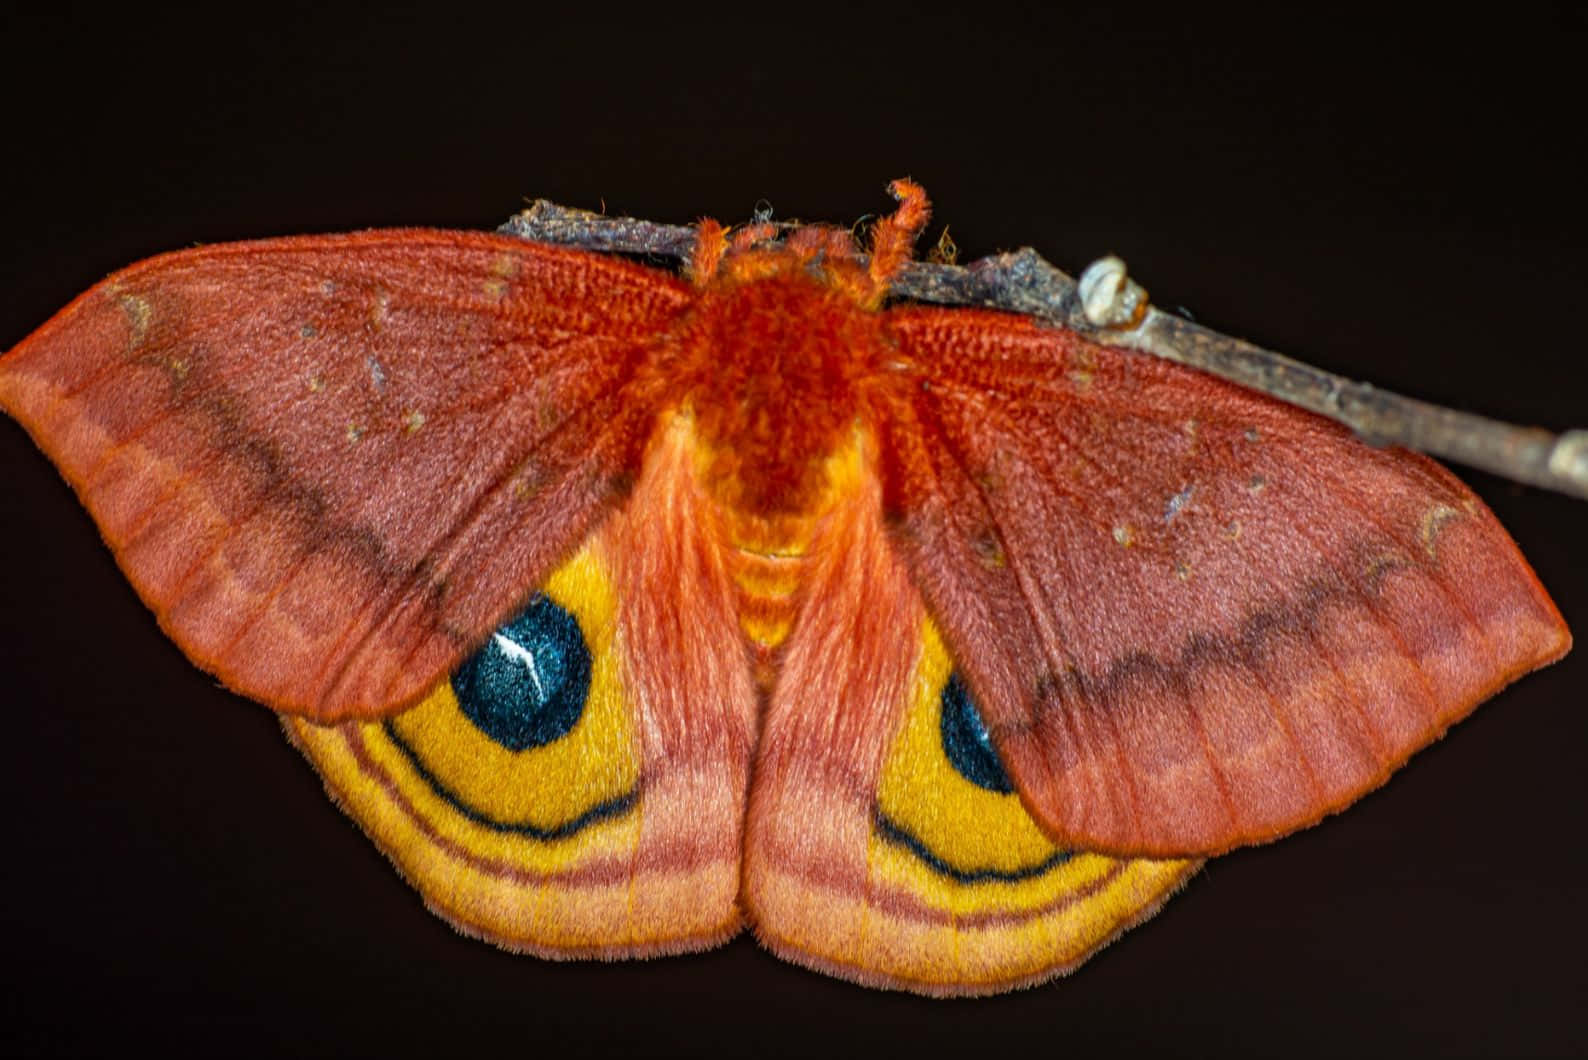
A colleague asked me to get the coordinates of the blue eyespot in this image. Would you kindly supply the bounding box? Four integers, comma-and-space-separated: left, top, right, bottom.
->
939, 672, 1014, 794
451, 594, 591, 751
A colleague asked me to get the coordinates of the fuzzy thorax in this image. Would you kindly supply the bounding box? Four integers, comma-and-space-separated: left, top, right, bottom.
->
668, 179, 928, 519
674, 264, 887, 518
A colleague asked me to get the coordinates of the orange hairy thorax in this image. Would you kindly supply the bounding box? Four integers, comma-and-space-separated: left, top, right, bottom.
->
667, 245, 891, 515
640, 213, 913, 669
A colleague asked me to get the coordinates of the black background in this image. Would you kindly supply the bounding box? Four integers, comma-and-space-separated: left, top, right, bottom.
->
2, 6, 1584, 1057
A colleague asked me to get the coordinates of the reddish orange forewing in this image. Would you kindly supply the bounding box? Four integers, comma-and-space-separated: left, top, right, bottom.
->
0, 232, 689, 720
878, 307, 1567, 854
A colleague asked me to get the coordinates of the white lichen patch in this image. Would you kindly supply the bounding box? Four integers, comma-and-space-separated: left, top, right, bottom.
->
403, 409, 426, 434
1113, 524, 1136, 548
1078, 255, 1146, 327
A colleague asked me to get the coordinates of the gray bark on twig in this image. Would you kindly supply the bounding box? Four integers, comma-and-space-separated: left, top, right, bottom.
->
501, 200, 1588, 501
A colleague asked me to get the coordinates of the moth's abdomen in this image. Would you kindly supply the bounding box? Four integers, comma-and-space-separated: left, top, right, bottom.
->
717, 425, 878, 683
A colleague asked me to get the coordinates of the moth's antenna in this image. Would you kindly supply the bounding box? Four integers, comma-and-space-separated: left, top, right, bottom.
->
866, 179, 930, 294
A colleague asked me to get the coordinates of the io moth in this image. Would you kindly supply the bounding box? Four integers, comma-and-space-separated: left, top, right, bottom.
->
0, 181, 1570, 996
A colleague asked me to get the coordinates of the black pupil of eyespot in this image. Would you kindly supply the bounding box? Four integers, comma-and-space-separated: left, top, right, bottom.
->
451, 594, 591, 751
939, 672, 1014, 794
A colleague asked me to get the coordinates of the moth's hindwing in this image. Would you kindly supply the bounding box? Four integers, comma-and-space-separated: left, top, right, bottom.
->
287, 532, 745, 957
749, 615, 1199, 996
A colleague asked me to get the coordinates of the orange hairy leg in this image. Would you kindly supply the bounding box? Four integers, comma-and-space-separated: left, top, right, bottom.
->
0, 233, 691, 720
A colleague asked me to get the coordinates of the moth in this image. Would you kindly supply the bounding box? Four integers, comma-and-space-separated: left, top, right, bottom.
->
0, 181, 1570, 996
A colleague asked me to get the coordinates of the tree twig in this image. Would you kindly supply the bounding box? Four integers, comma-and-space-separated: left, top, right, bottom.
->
502, 201, 1588, 501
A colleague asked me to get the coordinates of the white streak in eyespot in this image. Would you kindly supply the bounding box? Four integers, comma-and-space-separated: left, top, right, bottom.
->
492, 632, 545, 701
1164, 484, 1194, 523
